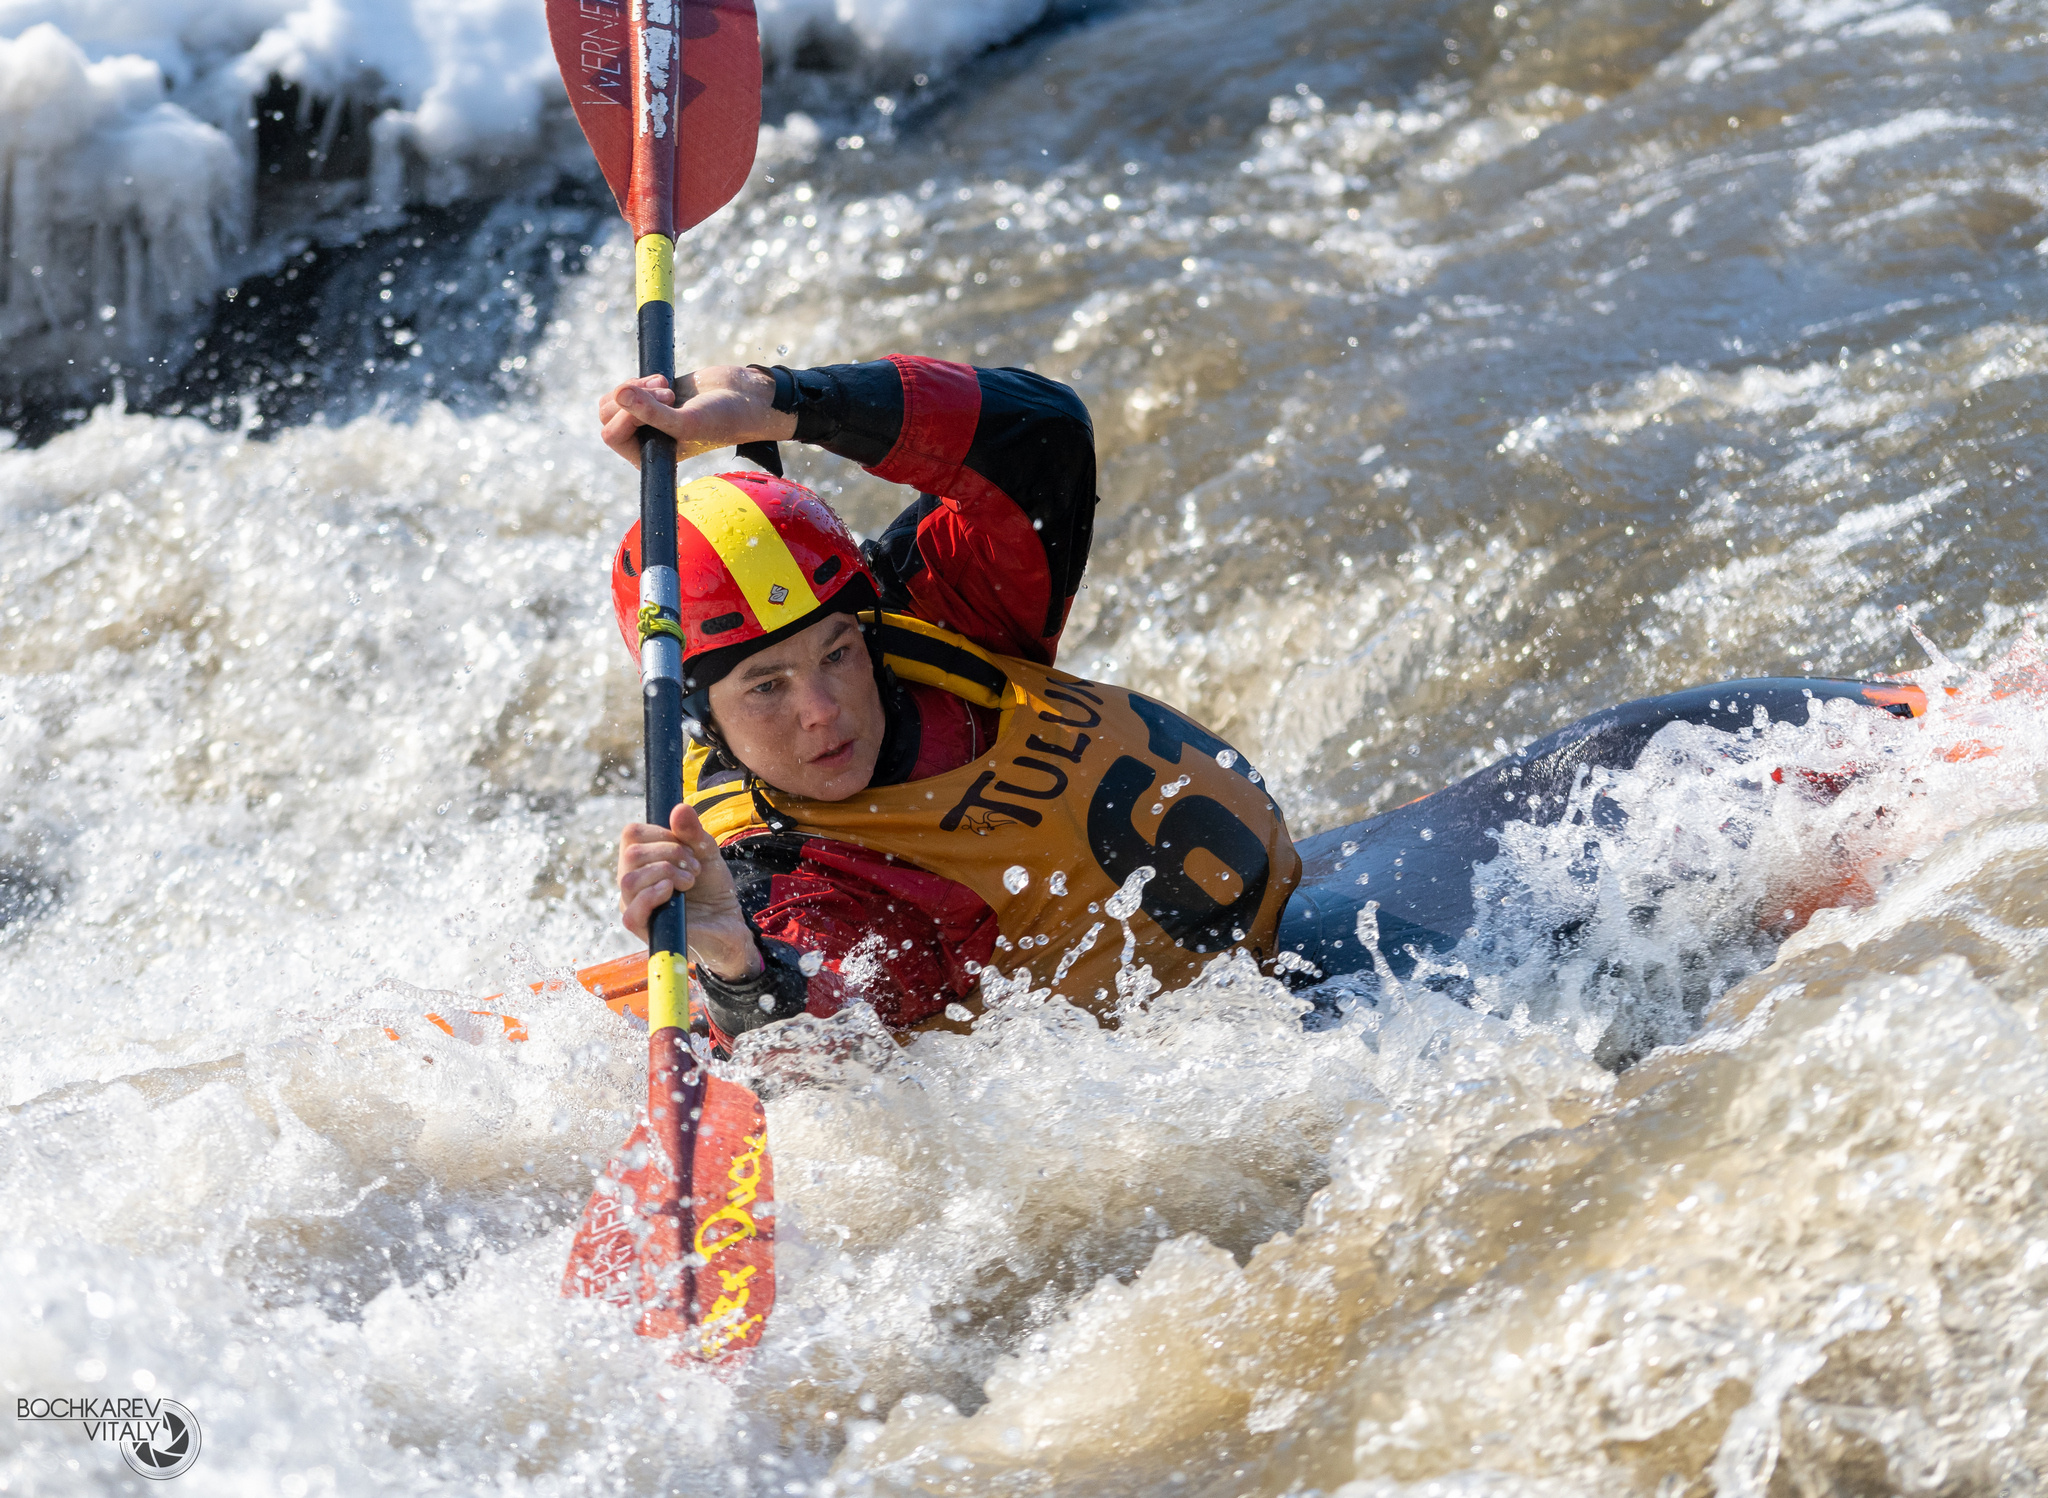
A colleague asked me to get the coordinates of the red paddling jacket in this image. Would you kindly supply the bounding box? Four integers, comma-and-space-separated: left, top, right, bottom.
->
684, 356, 1297, 1042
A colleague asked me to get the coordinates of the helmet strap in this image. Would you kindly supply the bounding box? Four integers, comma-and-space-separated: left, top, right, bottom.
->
864, 621, 923, 787
681, 685, 743, 779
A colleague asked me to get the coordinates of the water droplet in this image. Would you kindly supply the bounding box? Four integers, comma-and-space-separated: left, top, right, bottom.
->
1047, 870, 1068, 895
1105, 866, 1154, 920
1003, 865, 1030, 894
776, 344, 790, 356
1215, 749, 1237, 768
1355, 900, 1381, 949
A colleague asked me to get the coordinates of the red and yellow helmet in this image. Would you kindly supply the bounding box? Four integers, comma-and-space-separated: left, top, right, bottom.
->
611, 470, 879, 691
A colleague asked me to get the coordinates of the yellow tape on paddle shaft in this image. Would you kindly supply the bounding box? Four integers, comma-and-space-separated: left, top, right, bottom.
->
636, 234, 674, 307
646, 949, 686, 1032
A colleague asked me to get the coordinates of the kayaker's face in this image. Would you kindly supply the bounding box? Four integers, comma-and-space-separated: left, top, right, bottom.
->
707, 614, 884, 801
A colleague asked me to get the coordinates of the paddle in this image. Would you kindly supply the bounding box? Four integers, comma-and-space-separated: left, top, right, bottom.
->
543, 0, 774, 1360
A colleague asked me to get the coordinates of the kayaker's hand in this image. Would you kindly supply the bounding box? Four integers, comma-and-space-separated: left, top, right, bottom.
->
597, 366, 797, 469
616, 806, 761, 980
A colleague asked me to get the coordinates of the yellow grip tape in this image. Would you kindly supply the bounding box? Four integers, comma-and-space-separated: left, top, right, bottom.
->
635, 234, 674, 307
647, 948, 686, 1032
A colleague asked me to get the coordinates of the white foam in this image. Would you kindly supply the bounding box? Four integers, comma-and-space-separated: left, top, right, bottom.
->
1795, 106, 2002, 206
755, 0, 1056, 71
1447, 636, 2048, 1060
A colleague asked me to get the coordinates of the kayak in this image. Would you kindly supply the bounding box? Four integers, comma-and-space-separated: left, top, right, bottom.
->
1273, 676, 1925, 990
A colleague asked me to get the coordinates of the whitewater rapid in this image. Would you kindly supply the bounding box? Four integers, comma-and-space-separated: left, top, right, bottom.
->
6, 0, 2048, 1490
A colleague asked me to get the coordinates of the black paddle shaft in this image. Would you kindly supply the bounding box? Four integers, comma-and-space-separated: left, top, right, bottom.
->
638, 296, 686, 962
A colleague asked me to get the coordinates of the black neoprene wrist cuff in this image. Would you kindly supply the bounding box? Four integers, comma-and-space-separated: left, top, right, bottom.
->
694, 934, 811, 1036
766, 364, 837, 445
755, 363, 799, 415
749, 360, 902, 463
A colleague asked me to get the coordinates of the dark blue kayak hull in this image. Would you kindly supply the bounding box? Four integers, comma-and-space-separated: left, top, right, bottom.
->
1275, 677, 1920, 988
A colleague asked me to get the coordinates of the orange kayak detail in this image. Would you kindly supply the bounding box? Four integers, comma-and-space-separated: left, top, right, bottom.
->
564, 951, 651, 1022
388, 953, 653, 1044
421, 1010, 531, 1042
1857, 682, 1930, 716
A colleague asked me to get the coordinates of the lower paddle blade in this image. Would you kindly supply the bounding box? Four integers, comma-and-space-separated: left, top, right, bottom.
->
562, 1074, 775, 1360
546, 0, 762, 233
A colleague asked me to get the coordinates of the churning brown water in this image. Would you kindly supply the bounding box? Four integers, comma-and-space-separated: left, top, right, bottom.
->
5, 0, 2048, 1490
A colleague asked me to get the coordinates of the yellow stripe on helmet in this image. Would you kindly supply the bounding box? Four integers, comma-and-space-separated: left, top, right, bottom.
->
679, 475, 823, 628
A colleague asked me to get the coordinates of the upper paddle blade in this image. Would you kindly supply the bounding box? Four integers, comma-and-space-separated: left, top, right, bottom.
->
562, 1074, 776, 1361
547, 0, 763, 233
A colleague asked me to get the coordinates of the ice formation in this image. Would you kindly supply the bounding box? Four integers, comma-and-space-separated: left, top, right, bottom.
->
0, 25, 244, 387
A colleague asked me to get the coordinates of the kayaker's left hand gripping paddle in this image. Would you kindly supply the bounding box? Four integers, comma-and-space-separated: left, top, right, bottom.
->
546, 0, 776, 1363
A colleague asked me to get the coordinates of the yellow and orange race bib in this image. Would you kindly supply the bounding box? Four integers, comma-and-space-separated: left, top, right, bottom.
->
685, 613, 1301, 1008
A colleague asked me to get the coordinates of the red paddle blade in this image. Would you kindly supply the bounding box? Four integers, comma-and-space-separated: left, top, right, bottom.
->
563, 1073, 776, 1361
546, 0, 762, 234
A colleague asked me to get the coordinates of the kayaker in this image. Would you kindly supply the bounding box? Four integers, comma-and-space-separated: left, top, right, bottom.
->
599, 356, 1927, 1052
602, 355, 1302, 1047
